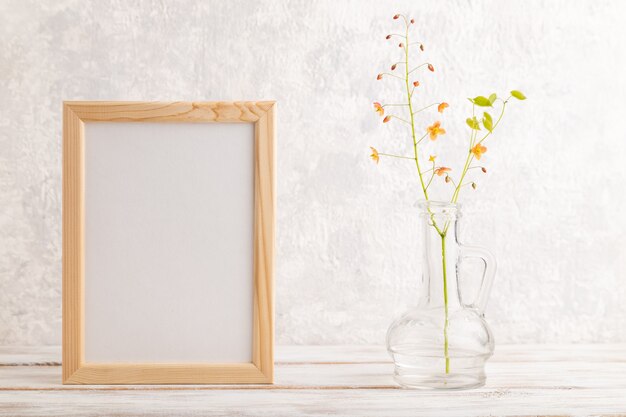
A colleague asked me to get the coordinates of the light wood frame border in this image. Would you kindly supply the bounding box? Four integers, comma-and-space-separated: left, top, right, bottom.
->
62, 101, 275, 384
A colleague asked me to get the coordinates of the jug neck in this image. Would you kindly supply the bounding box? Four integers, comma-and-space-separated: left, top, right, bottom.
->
417, 201, 462, 309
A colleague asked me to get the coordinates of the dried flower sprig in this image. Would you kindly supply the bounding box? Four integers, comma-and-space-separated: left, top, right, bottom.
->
370, 14, 526, 206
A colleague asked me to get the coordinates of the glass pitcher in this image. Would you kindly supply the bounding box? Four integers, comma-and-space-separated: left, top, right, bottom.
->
386, 201, 496, 389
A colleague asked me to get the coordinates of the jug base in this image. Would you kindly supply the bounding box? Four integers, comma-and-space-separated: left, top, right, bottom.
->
393, 367, 486, 390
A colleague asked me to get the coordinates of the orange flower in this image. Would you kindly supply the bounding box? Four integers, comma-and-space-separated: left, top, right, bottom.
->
428, 63, 434, 72
471, 143, 488, 160
438, 102, 449, 113
377, 73, 383, 80
428, 155, 436, 162
434, 167, 451, 176
373, 102, 384, 116
413, 81, 420, 87
370, 147, 379, 164
427, 121, 446, 140
383, 115, 391, 123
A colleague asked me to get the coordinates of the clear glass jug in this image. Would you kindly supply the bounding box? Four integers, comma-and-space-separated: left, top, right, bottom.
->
386, 201, 496, 389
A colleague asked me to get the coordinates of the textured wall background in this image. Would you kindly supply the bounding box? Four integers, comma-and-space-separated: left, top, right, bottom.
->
1, 0, 625, 346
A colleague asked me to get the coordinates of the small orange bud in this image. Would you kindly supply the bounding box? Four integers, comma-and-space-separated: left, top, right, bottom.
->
383, 116, 391, 123
386, 34, 391, 40
428, 63, 434, 72
410, 19, 415, 24
481, 167, 487, 173
399, 42, 404, 48
472, 182, 477, 190
377, 74, 383, 80
413, 81, 420, 87
420, 44, 424, 51
393, 14, 400, 20
391, 64, 397, 70
438, 102, 449, 113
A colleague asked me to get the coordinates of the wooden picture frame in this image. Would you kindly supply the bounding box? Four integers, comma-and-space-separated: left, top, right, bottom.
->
62, 101, 275, 384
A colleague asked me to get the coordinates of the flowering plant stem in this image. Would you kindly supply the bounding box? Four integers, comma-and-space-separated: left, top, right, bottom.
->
399, 22, 451, 374
404, 29, 430, 203
441, 234, 450, 373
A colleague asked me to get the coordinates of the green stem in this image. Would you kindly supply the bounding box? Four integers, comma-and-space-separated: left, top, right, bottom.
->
389, 115, 412, 125
403, 29, 445, 237
401, 25, 449, 375
411, 102, 440, 116
424, 169, 436, 190
378, 153, 416, 160
381, 72, 405, 81
408, 63, 430, 74
404, 33, 428, 201
451, 153, 475, 204
477, 100, 508, 145
441, 233, 450, 374
450, 100, 508, 205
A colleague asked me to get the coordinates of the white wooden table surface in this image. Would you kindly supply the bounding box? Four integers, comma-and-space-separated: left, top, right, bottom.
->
1, 345, 625, 416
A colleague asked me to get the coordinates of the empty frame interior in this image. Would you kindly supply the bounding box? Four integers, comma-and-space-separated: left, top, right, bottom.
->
84, 122, 254, 363
63, 102, 275, 384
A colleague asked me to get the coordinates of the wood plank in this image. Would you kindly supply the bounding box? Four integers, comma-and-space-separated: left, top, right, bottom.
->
2, 361, 626, 391
251, 104, 276, 382
278, 344, 626, 363
1, 388, 626, 417
283, 344, 626, 364
65, 363, 270, 385
3, 344, 626, 366
62, 103, 84, 383
65, 101, 274, 123
0, 347, 61, 366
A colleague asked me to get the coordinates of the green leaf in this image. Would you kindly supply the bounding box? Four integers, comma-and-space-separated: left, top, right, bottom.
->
511, 90, 526, 100
483, 112, 493, 132
489, 93, 497, 104
466, 117, 481, 130
472, 96, 493, 107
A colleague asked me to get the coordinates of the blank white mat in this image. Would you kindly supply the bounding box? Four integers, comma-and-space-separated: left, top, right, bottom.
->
83, 122, 254, 363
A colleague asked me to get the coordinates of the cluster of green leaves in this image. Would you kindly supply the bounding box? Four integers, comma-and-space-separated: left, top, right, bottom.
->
465, 90, 526, 132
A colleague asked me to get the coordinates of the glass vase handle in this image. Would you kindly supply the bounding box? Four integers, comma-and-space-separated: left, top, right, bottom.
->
459, 245, 497, 314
